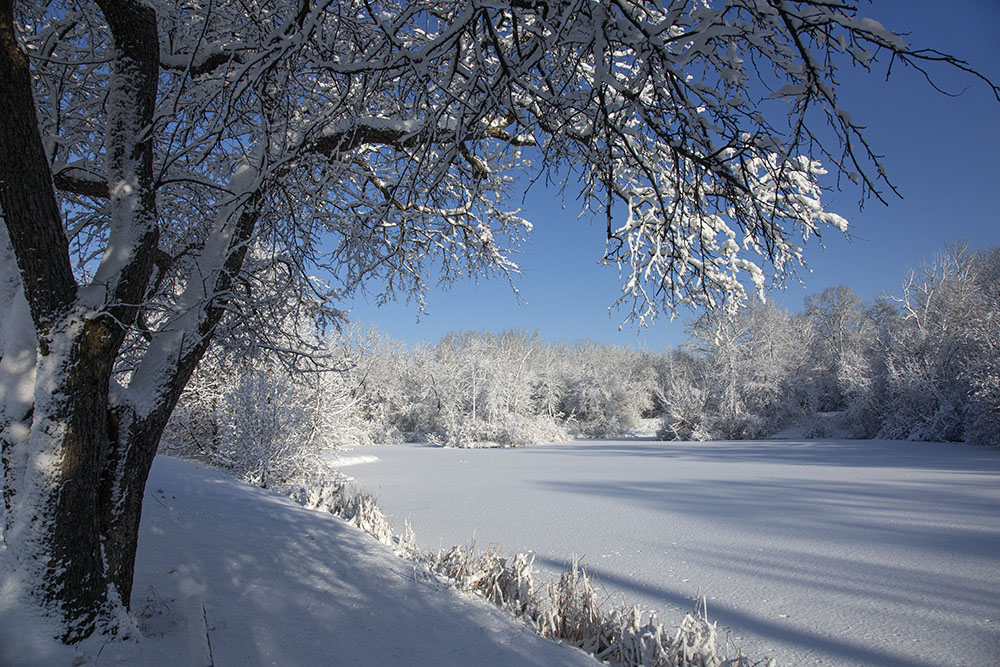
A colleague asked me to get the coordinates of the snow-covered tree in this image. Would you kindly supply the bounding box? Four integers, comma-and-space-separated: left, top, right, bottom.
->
557, 342, 657, 437
877, 243, 1000, 444
655, 348, 708, 441
1, 0, 996, 641
803, 285, 868, 412
427, 330, 547, 446
372, 329, 567, 447
681, 301, 808, 439
836, 296, 897, 438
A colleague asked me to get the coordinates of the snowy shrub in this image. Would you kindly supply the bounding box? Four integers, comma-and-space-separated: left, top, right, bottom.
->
167, 357, 365, 487
290, 481, 395, 547
430, 414, 571, 448
702, 413, 770, 441
791, 411, 847, 439
350, 331, 434, 443
843, 400, 881, 440
422, 546, 750, 666
503, 414, 572, 447
364, 330, 661, 446
534, 558, 607, 650
165, 323, 377, 486
425, 543, 536, 616
531, 558, 757, 667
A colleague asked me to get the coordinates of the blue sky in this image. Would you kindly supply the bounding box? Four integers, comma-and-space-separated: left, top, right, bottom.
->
347, 1, 1000, 350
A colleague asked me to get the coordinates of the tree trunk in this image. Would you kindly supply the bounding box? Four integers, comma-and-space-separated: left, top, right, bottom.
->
0, 0, 166, 640
97, 343, 216, 606
3, 0, 261, 642
98, 416, 167, 613
4, 322, 123, 640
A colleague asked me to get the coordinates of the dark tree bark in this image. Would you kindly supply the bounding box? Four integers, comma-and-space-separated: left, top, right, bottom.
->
0, 0, 257, 639
1, 0, 106, 639
0, 0, 76, 328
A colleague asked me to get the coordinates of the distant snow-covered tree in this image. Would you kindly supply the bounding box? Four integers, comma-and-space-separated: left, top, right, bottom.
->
878, 243, 1000, 444
684, 302, 808, 439
413, 330, 566, 447
655, 349, 708, 441
558, 342, 657, 437
838, 297, 899, 439
804, 285, 868, 412
1, 0, 995, 640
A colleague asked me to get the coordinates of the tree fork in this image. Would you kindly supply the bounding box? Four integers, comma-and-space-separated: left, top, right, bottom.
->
97, 180, 262, 604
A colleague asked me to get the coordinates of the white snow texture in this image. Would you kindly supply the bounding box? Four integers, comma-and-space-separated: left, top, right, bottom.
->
346, 438, 1000, 667
0, 456, 598, 667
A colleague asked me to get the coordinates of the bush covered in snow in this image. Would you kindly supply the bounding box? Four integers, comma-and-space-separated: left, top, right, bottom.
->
164, 323, 378, 487
290, 480, 396, 546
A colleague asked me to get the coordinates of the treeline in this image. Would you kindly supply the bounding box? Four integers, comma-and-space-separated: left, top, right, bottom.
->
166, 243, 998, 484
668, 242, 998, 445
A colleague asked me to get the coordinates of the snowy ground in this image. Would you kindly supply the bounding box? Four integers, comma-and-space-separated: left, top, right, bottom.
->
345, 438, 1000, 666
0, 456, 598, 667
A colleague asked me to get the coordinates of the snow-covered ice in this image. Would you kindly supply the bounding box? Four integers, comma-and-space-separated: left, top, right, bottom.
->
346, 438, 1000, 666
0, 456, 598, 667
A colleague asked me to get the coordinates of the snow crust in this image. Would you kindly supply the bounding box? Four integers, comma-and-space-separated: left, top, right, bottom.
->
0, 456, 597, 667
347, 439, 1000, 666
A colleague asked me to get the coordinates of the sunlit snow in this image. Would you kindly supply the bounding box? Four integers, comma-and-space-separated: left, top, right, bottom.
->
347, 438, 1000, 666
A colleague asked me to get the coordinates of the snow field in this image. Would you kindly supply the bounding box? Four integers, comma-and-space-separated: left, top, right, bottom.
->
0, 456, 599, 667
345, 438, 1000, 666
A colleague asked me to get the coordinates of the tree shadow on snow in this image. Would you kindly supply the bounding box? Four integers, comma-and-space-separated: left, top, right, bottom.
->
133, 457, 591, 667
534, 438, 1000, 472
532, 555, 946, 667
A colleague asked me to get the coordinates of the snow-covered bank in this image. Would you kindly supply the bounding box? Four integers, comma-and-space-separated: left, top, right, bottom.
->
346, 439, 1000, 666
0, 456, 598, 667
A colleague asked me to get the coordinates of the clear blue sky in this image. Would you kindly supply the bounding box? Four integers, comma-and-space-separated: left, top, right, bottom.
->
346, 0, 1000, 350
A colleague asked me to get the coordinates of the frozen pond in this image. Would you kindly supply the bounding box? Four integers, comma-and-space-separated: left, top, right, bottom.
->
345, 439, 1000, 666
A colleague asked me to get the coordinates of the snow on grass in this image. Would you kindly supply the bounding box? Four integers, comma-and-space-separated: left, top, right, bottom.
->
345, 438, 1000, 666
0, 456, 599, 667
